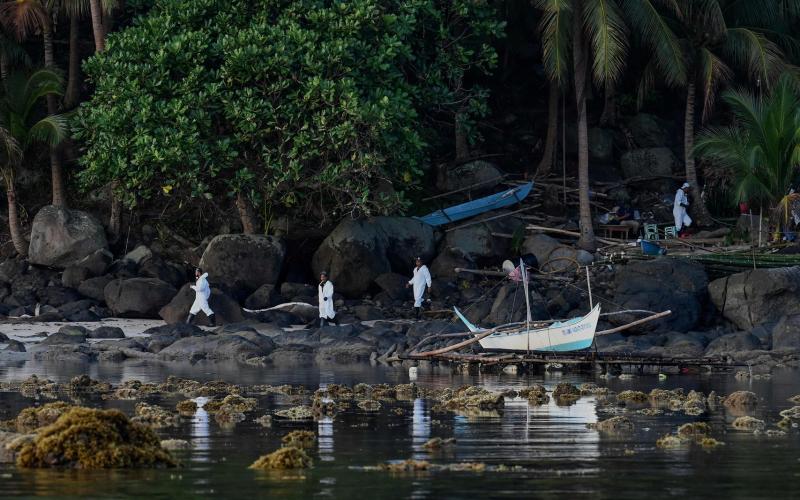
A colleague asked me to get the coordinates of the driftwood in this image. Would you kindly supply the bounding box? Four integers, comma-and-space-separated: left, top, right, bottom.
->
526, 225, 624, 245
444, 205, 540, 233
595, 310, 672, 336
453, 267, 570, 282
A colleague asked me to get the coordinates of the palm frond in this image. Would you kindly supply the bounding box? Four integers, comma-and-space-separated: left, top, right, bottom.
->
622, 0, 686, 87
697, 47, 732, 122
582, 0, 629, 86
723, 27, 787, 89
535, 0, 573, 87
0, 0, 50, 41
26, 114, 68, 148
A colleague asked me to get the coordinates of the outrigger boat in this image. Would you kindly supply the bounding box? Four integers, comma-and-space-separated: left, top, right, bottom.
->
454, 261, 600, 353
416, 181, 533, 227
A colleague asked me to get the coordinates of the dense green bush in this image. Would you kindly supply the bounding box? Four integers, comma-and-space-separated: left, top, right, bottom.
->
73, 0, 502, 228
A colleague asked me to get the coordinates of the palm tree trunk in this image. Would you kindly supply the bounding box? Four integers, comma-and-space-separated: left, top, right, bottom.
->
236, 192, 257, 234
89, 0, 106, 52
42, 21, 67, 208
64, 15, 81, 109
7, 186, 27, 256
572, 3, 596, 252
0, 53, 8, 81
109, 183, 122, 238
534, 84, 559, 178
684, 80, 712, 226
454, 109, 470, 161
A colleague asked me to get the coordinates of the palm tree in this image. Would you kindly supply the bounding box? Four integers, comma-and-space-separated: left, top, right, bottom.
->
0, 69, 67, 255
536, 0, 684, 251
639, 0, 798, 225
695, 74, 800, 226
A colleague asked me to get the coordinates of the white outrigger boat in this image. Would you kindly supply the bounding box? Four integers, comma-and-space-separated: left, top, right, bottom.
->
454, 260, 600, 353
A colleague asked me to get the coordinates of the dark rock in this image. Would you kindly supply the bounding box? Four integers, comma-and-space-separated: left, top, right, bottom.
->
37, 286, 81, 308
138, 257, 186, 288
770, 315, 800, 351
4, 339, 26, 352
709, 267, 800, 330
159, 284, 243, 325
268, 346, 315, 365
705, 332, 761, 357
65, 309, 101, 322
59, 325, 89, 336
28, 206, 108, 269
157, 331, 276, 362
435, 160, 503, 192
58, 299, 97, 317
106, 259, 138, 279
199, 234, 286, 300
0, 332, 7, 341
40, 331, 87, 345
8, 306, 32, 317
62, 266, 90, 289
73, 249, 114, 277
88, 326, 126, 339
78, 276, 112, 302
358, 326, 405, 353
244, 284, 279, 310
662, 333, 706, 358
312, 217, 435, 296
353, 305, 383, 321
620, 148, 679, 192
123, 245, 153, 265
628, 113, 671, 148
29, 344, 93, 362
104, 278, 176, 318
611, 258, 708, 332
444, 224, 508, 264
247, 309, 302, 327
315, 338, 374, 363
589, 127, 614, 162
280, 282, 316, 300
143, 323, 207, 353
374, 273, 410, 300
522, 234, 593, 272
430, 248, 473, 281
0, 259, 26, 282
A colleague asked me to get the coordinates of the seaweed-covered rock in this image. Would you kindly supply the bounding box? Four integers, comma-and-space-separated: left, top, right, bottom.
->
441, 386, 504, 411
176, 400, 198, 416
132, 403, 179, 428
8, 402, 73, 433
15, 407, 176, 469
281, 430, 316, 450
357, 400, 382, 412
589, 416, 634, 433
275, 406, 314, 420
249, 447, 312, 470
732, 416, 766, 432
552, 383, 580, 400
617, 390, 649, 403
723, 391, 758, 410
160, 439, 192, 451
677, 422, 711, 439
422, 437, 456, 450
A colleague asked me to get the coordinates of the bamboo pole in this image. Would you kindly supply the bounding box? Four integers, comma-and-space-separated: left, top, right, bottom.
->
421, 175, 509, 202
453, 267, 571, 282
526, 225, 623, 245
445, 205, 540, 233
595, 310, 672, 336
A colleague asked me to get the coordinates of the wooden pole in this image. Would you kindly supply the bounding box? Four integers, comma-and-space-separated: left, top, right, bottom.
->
526, 225, 623, 245
595, 310, 672, 336
445, 205, 539, 233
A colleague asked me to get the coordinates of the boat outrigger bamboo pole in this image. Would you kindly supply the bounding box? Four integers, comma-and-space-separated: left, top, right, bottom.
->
585, 266, 593, 309
595, 310, 672, 336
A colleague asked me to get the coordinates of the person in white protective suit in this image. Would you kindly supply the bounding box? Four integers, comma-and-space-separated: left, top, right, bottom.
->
406, 257, 432, 319
318, 271, 336, 327
187, 268, 215, 326
673, 182, 692, 235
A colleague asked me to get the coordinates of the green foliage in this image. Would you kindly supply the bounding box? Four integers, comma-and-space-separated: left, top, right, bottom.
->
73, 0, 501, 223
695, 73, 800, 211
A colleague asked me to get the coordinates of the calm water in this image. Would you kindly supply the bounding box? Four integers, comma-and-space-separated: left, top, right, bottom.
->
0, 360, 798, 499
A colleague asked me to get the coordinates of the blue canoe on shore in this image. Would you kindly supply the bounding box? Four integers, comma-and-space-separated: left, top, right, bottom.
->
415, 181, 534, 227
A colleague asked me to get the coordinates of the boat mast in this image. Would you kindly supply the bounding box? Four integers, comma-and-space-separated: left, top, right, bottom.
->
585, 266, 593, 309
521, 259, 532, 354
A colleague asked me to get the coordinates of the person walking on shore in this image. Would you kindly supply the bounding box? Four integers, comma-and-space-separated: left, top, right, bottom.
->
187, 268, 215, 326
673, 182, 692, 237
406, 257, 432, 319
318, 271, 336, 327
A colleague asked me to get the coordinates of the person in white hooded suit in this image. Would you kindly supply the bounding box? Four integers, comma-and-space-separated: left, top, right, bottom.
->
673, 182, 692, 235
318, 271, 335, 327
187, 268, 215, 326
406, 257, 432, 319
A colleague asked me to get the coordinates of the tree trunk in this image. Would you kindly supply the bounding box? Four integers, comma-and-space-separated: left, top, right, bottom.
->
89, 0, 106, 52
599, 82, 617, 126
683, 80, 713, 226
64, 15, 81, 109
236, 192, 257, 234
6, 186, 27, 256
454, 109, 470, 162
43, 22, 67, 208
572, 4, 596, 252
109, 182, 122, 239
534, 83, 559, 178
0, 53, 8, 81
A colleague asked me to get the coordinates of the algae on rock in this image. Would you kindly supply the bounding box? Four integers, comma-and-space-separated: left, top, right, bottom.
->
281, 430, 316, 450
249, 446, 312, 469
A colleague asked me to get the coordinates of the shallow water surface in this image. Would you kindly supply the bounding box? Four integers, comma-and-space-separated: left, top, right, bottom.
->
0, 362, 798, 499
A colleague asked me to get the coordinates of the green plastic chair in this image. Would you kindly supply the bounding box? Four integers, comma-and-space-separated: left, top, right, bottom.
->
643, 223, 659, 240
663, 226, 677, 239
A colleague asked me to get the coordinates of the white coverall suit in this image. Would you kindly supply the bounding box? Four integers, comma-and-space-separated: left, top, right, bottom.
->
673, 188, 692, 231
190, 273, 213, 316
408, 265, 432, 308
318, 281, 335, 321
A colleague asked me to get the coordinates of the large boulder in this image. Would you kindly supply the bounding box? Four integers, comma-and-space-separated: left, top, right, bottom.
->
764, 314, 800, 352
611, 258, 708, 332
104, 278, 177, 318
199, 234, 286, 301
444, 224, 508, 263
157, 330, 276, 362
708, 267, 800, 330
78, 276, 112, 302
436, 160, 504, 192
312, 217, 436, 296
521, 234, 593, 272
619, 148, 679, 192
159, 284, 243, 325
589, 128, 614, 162
28, 206, 108, 269
627, 113, 671, 148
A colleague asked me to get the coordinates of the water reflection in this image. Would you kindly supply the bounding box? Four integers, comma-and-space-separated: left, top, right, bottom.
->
411, 398, 430, 460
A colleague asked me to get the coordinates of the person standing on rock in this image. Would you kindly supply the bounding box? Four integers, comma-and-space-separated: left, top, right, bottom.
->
673, 182, 692, 237
406, 257, 432, 319
318, 271, 336, 327
187, 268, 215, 326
